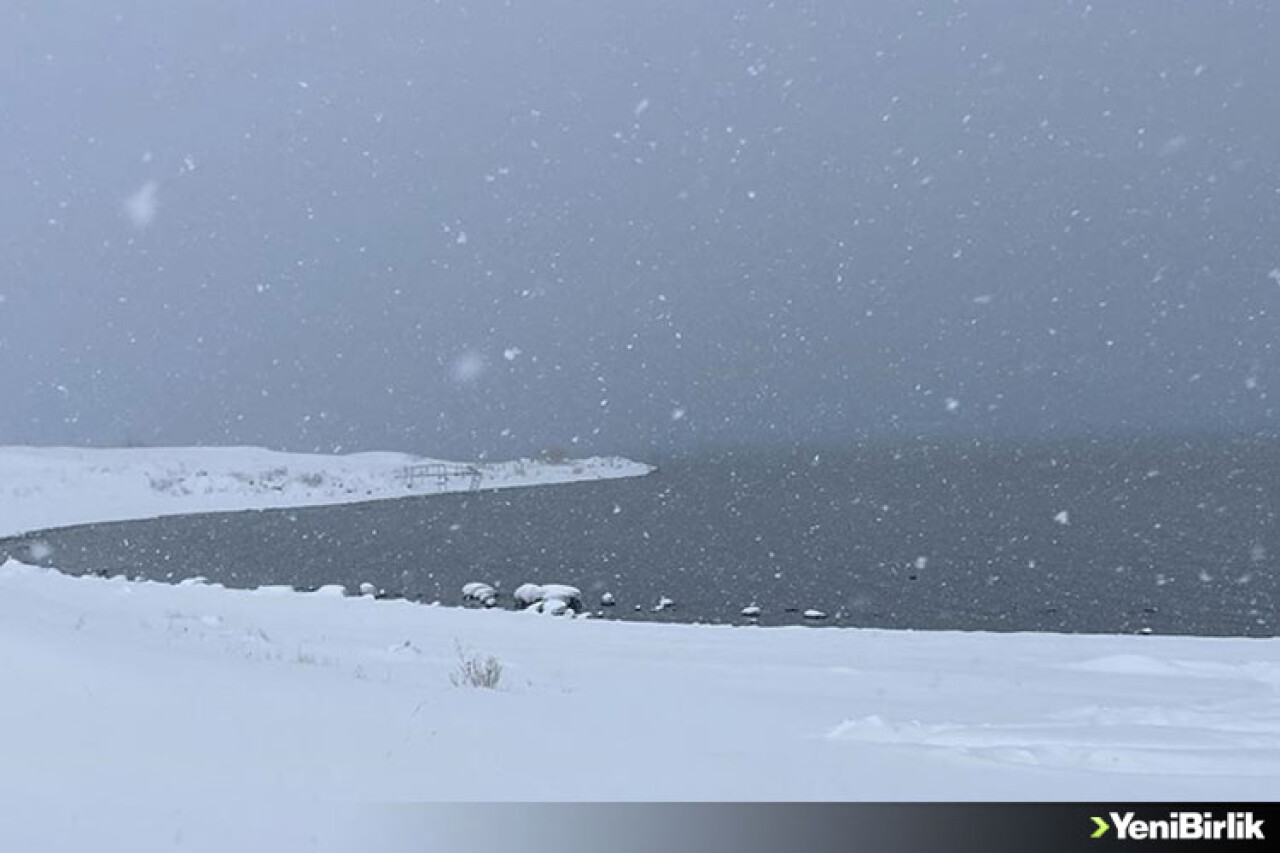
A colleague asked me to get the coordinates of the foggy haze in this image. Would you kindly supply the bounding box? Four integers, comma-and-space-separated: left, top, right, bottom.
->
2, 0, 1277, 460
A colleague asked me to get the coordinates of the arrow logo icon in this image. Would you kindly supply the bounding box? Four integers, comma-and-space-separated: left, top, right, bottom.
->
1091, 816, 1111, 839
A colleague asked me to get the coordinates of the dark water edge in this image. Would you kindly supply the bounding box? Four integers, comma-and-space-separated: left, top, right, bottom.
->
3, 434, 1277, 637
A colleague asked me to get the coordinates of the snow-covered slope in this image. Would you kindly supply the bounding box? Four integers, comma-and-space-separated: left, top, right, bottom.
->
0, 446, 653, 537
3, 559, 1277, 807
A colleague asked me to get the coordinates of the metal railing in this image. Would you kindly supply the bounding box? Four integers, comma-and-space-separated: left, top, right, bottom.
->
399, 462, 483, 492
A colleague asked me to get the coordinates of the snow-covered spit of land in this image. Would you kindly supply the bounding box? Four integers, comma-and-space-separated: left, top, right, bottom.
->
0, 445, 653, 537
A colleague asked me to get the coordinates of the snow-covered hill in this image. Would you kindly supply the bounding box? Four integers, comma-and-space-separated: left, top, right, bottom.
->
0, 445, 653, 537
2, 558, 1277, 851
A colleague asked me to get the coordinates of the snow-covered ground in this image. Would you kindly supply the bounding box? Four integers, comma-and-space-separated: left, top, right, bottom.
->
4, 561, 1277, 798
0, 445, 653, 537
2, 446, 1276, 849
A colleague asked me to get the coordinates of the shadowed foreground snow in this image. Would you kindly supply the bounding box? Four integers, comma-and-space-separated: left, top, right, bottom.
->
0, 445, 653, 537
3, 561, 1277, 807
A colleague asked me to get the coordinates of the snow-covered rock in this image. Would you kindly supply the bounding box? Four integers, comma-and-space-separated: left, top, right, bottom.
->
541, 598, 570, 617
600, 592, 616, 607
512, 583, 582, 611
513, 583, 544, 607
540, 584, 581, 604
803, 609, 827, 621
461, 582, 498, 607
741, 605, 762, 618
522, 598, 571, 616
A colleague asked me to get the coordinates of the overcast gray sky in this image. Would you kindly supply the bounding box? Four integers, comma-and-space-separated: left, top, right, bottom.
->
2, 1, 1277, 459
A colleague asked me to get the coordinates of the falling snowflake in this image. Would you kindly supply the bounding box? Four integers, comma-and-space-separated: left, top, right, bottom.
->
122, 181, 159, 229
451, 352, 486, 384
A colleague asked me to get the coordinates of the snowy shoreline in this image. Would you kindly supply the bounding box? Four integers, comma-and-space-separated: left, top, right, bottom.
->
3, 557, 1277, 808
3, 444, 1278, 849
0, 445, 654, 538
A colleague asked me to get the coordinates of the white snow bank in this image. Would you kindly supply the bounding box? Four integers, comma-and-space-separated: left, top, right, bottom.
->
0, 446, 654, 537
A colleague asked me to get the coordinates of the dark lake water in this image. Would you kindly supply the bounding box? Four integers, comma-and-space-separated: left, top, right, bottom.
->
3, 436, 1277, 637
